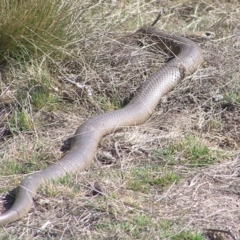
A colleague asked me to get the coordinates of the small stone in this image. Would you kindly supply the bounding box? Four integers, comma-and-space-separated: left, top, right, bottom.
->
212, 94, 224, 102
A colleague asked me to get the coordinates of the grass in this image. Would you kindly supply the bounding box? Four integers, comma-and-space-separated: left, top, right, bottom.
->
0, 140, 49, 176
155, 135, 216, 167
224, 92, 240, 104
10, 109, 34, 132
19, 63, 59, 110
95, 213, 152, 239
0, 0, 240, 239
39, 177, 77, 198
0, 160, 22, 175
171, 231, 205, 240
6, 60, 59, 133
93, 214, 205, 239
97, 94, 121, 111
223, 73, 240, 104
0, 0, 79, 62
127, 166, 180, 193
0, 234, 12, 240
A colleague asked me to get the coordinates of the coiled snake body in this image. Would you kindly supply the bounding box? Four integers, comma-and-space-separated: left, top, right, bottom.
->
0, 27, 204, 225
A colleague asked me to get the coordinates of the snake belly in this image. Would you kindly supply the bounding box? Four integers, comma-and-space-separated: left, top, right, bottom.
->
0, 27, 204, 225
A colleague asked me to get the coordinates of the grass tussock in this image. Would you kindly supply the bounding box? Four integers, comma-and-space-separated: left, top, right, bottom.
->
0, 0, 80, 61
171, 231, 205, 240
156, 135, 217, 167
127, 166, 180, 193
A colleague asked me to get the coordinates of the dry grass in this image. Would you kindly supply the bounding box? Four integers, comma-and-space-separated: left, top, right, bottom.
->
0, 0, 240, 239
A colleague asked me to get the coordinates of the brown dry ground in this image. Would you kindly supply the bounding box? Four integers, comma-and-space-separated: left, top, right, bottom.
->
0, 0, 240, 239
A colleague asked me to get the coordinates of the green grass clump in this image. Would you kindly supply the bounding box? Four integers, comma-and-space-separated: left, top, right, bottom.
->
22, 63, 59, 110
127, 166, 180, 193
119, 214, 151, 238
0, 233, 13, 240
39, 175, 79, 198
156, 136, 216, 167
0, 160, 22, 175
7, 61, 59, 133
0, 143, 48, 176
10, 109, 34, 132
148, 170, 180, 187
171, 230, 204, 240
98, 96, 121, 111
0, 0, 80, 61
224, 92, 240, 104
95, 214, 152, 239
0, 158, 38, 176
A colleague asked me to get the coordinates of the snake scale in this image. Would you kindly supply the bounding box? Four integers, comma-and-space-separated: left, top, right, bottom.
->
0, 26, 204, 225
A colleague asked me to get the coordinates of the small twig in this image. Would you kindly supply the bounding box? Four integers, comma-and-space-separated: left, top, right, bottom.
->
204, 228, 237, 240
151, 10, 162, 26
37, 220, 52, 234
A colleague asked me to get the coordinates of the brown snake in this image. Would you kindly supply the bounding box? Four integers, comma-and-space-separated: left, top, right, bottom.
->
0, 27, 204, 225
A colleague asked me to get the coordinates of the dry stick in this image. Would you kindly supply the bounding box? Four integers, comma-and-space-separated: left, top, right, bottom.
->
204, 228, 237, 240
151, 10, 163, 27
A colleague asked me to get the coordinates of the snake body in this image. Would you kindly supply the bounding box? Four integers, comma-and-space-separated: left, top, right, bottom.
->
0, 27, 203, 225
